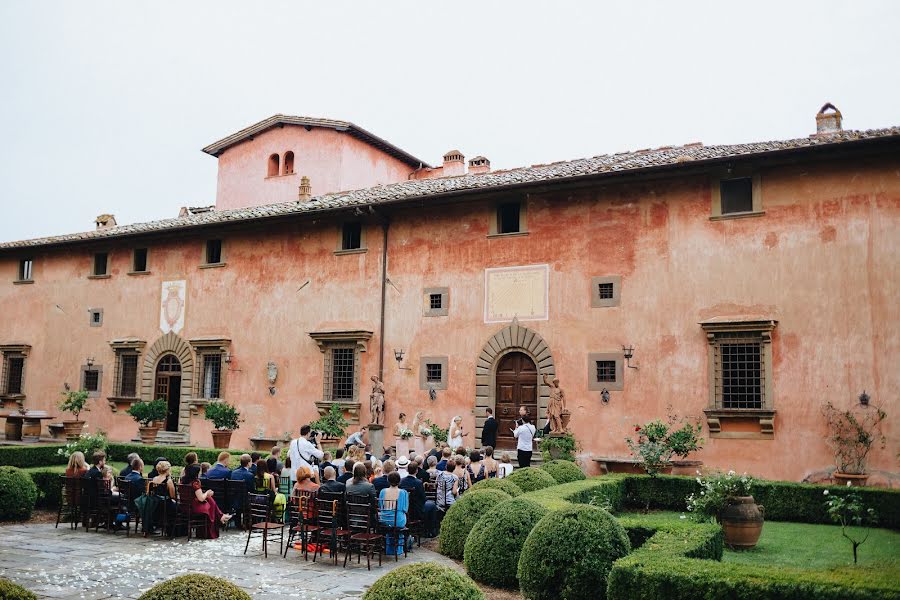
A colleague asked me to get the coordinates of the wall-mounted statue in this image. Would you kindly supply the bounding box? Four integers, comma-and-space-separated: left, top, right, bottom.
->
543, 373, 567, 434
369, 375, 385, 426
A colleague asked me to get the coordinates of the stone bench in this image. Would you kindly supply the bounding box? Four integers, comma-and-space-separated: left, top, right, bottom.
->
48, 423, 65, 439
593, 457, 703, 476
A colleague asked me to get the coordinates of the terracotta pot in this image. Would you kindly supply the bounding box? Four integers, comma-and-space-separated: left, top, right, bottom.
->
720, 495, 764, 550
63, 420, 85, 441
833, 472, 868, 487
138, 425, 159, 445
560, 410, 572, 431
211, 429, 233, 449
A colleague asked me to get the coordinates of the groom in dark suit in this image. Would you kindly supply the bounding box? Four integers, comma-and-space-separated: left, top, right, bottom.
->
481, 408, 498, 450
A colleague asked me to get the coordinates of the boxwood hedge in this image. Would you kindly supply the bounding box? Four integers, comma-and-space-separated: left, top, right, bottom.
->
0, 467, 38, 521
364, 563, 484, 600
0, 578, 36, 600
540, 460, 586, 484
506, 466, 557, 492
0, 443, 261, 470
139, 574, 251, 600
468, 477, 523, 497
439, 488, 511, 559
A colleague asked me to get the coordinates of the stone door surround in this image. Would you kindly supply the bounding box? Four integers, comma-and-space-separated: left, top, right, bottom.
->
142, 332, 194, 435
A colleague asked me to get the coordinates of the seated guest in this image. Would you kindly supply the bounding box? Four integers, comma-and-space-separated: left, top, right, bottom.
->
427, 442, 444, 462
498, 452, 514, 478
65, 451, 88, 478
228, 454, 255, 522
364, 461, 375, 482
180, 452, 198, 483
465, 451, 486, 488
254, 459, 277, 499
200, 462, 211, 476
206, 452, 232, 479
414, 455, 429, 484
249, 452, 261, 475
378, 472, 409, 555
337, 459, 355, 484
401, 462, 437, 537
84, 450, 106, 480
147, 457, 168, 479
280, 456, 294, 480
373, 460, 395, 494
318, 452, 334, 481
271, 445, 285, 473
482, 446, 499, 479
453, 456, 469, 494
396, 456, 410, 479
181, 463, 231, 539
266, 455, 280, 482
345, 462, 376, 506
331, 448, 346, 476
435, 460, 459, 513
426, 456, 439, 480
147, 460, 176, 534
291, 466, 320, 495
436, 448, 452, 472
319, 466, 345, 495
119, 453, 140, 478
123, 457, 146, 501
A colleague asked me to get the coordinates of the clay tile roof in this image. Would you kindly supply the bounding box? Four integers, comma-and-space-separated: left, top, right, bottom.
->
201, 114, 430, 169
2, 126, 898, 251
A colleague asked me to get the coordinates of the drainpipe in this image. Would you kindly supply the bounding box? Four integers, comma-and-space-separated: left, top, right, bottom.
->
378, 219, 389, 380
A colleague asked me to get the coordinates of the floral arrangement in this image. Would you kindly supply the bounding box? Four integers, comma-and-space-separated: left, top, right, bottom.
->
419, 425, 432, 437
425, 419, 448, 444
822, 401, 886, 474
686, 470, 754, 522
625, 410, 703, 476
57, 430, 109, 459
824, 484, 878, 564
398, 427, 414, 440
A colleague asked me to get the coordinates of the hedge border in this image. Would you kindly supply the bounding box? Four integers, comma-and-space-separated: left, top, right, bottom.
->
0, 443, 262, 470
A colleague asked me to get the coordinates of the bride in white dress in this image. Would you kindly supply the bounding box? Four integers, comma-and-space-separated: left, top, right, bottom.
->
448, 415, 468, 450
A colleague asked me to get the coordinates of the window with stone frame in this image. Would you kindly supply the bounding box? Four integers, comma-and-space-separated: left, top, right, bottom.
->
81, 365, 102, 397
587, 352, 623, 392
308, 330, 371, 408
327, 346, 355, 402
17, 259, 33, 282
200, 352, 223, 399
1, 354, 26, 397
419, 356, 448, 390
115, 353, 140, 398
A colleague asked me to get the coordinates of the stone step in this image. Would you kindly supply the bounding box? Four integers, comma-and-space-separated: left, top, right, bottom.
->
130, 431, 191, 446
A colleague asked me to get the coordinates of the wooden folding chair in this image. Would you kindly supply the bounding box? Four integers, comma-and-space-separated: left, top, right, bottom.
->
344, 494, 383, 570
377, 498, 409, 561
243, 493, 285, 558
313, 493, 349, 564
55, 476, 81, 530
173, 484, 208, 540
284, 490, 319, 560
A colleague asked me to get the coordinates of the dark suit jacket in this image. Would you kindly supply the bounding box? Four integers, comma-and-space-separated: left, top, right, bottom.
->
320, 479, 345, 496
436, 459, 448, 472
400, 475, 426, 521
337, 472, 353, 485
123, 471, 145, 502
481, 416, 498, 448
372, 475, 390, 494
229, 466, 255, 492
206, 463, 232, 480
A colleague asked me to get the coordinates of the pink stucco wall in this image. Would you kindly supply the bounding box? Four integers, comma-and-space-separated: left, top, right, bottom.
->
213, 125, 415, 210
1, 155, 897, 483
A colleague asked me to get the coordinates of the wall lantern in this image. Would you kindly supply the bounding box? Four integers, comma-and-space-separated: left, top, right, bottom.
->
223, 352, 233, 364
85, 357, 95, 367
623, 345, 638, 369
859, 390, 870, 406
394, 349, 411, 370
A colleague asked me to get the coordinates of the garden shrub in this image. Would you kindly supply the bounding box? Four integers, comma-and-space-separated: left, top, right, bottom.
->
750, 480, 899, 529
0, 467, 38, 521
138, 574, 251, 600
26, 468, 63, 508
625, 474, 699, 511
0, 578, 37, 600
0, 443, 261, 471
507, 466, 557, 492
525, 477, 627, 512
363, 563, 484, 600
463, 497, 549, 588
439, 488, 511, 559
540, 459, 586, 484
468, 477, 523, 497
0, 445, 67, 468
518, 504, 630, 600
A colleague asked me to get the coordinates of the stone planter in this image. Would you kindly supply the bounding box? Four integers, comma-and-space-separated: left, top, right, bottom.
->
249, 436, 285, 451
63, 420, 86, 441
720, 495, 764, 550
138, 425, 160, 445
211, 429, 233, 449
833, 472, 869, 487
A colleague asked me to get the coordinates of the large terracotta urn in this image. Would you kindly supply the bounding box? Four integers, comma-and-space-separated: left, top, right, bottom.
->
720, 496, 764, 550
63, 420, 86, 441
138, 425, 160, 445
211, 429, 233, 449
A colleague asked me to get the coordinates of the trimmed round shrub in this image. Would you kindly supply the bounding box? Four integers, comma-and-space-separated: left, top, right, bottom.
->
0, 467, 38, 521
518, 505, 630, 600
540, 460, 586, 484
439, 488, 511, 559
468, 477, 523, 497
464, 497, 550, 588
363, 563, 484, 600
0, 578, 36, 600
138, 574, 251, 600
507, 466, 558, 492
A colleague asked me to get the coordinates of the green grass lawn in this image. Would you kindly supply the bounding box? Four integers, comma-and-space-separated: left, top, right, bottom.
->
621, 510, 900, 570
23, 462, 128, 475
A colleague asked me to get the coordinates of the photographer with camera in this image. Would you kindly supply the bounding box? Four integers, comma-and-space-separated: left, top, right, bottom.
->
288, 425, 323, 483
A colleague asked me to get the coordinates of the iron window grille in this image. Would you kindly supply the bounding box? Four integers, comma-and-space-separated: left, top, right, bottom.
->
714, 332, 764, 409
598, 283, 614, 300
2, 355, 25, 395
429, 294, 443, 310
201, 353, 223, 399
426, 363, 443, 383
115, 353, 139, 398
83, 369, 100, 393
595, 360, 616, 382
326, 347, 355, 402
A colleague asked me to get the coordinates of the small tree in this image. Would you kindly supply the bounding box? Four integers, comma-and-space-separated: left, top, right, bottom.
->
126, 398, 167, 426
309, 403, 349, 439
625, 410, 703, 476
58, 390, 89, 421
204, 401, 242, 431
824, 488, 877, 564
822, 401, 886, 474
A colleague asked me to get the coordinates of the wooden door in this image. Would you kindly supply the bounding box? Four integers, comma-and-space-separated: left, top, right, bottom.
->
155, 354, 182, 433
494, 352, 537, 450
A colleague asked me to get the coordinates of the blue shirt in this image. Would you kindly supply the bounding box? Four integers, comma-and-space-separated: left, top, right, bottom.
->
230, 466, 255, 492
207, 463, 232, 480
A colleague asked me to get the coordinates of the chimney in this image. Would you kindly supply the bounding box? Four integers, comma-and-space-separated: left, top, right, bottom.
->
441, 150, 465, 177
95, 214, 117, 229
298, 176, 311, 201
815, 103, 843, 135
468, 156, 491, 175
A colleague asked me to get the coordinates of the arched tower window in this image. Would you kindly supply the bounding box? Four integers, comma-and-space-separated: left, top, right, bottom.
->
267, 153, 280, 177
283, 151, 295, 175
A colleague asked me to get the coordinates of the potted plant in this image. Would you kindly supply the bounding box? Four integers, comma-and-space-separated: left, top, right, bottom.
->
539, 432, 578, 461
625, 413, 703, 476
58, 390, 89, 440
204, 401, 242, 448
822, 401, 886, 486
310, 403, 349, 451
425, 419, 448, 444
126, 398, 167, 444
687, 470, 763, 549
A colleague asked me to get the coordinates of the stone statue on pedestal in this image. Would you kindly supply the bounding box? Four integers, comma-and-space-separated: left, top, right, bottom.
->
369, 375, 385, 426
543, 373, 568, 434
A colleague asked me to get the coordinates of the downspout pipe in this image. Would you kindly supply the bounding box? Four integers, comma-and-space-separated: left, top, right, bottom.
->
378, 218, 389, 381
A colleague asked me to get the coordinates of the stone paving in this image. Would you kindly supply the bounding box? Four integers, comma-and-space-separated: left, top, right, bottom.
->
0, 523, 448, 599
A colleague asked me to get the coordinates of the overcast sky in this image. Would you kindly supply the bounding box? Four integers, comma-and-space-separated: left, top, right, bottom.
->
1, 1, 897, 243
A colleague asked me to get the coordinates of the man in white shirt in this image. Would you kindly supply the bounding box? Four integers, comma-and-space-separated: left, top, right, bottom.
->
512, 415, 536, 468
345, 427, 368, 449
288, 425, 324, 482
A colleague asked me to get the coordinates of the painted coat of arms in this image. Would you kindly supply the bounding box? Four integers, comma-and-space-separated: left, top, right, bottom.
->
160, 280, 186, 333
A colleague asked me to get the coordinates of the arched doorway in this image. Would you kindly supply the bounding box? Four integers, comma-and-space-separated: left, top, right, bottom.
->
495, 352, 538, 450
155, 354, 182, 432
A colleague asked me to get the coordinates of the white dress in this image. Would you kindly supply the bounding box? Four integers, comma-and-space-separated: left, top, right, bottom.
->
448, 427, 464, 450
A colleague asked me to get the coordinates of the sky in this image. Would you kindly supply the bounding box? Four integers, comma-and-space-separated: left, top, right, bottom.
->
0, 1, 898, 243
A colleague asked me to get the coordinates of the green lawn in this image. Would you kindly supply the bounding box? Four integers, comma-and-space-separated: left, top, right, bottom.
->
621, 510, 900, 570
23, 462, 128, 475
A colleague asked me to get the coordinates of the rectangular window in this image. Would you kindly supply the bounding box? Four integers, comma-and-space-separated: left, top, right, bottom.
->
3, 356, 25, 395
83, 369, 100, 393
117, 354, 139, 398
89, 309, 103, 327
429, 293, 443, 310
595, 360, 616, 382
201, 353, 223, 399
330, 348, 355, 401
132, 248, 148, 272
720, 178, 753, 215
426, 363, 443, 383
93, 252, 109, 276
598, 283, 614, 299
497, 202, 521, 234
18, 259, 33, 281
717, 334, 763, 409
341, 222, 362, 251
205, 240, 222, 264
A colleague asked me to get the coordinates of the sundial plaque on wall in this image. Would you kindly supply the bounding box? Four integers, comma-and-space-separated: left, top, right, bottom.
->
484, 264, 549, 323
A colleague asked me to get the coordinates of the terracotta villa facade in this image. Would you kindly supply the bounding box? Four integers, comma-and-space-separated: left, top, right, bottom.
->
0, 106, 897, 483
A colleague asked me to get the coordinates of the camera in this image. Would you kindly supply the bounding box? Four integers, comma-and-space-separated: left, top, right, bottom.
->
515, 418, 524, 427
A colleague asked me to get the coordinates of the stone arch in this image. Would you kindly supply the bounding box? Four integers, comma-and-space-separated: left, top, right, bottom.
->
474, 319, 555, 448
141, 332, 194, 434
